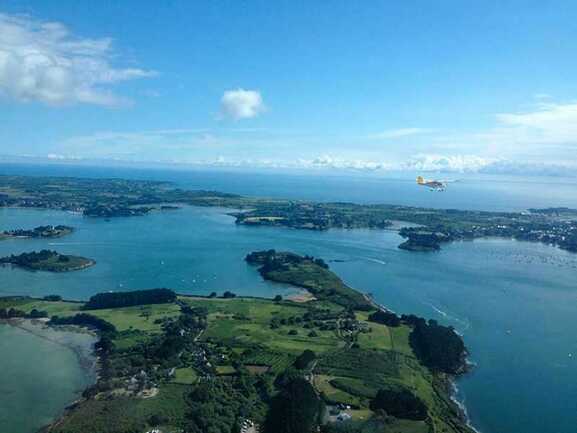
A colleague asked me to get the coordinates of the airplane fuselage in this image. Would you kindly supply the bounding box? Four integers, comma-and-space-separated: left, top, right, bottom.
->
416, 176, 446, 190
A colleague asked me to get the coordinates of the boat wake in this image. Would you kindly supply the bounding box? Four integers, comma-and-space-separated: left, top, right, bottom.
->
423, 301, 471, 333
365, 257, 387, 265
48, 242, 100, 246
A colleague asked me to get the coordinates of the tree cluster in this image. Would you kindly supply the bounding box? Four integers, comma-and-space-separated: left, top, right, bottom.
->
49, 313, 117, 334
403, 315, 467, 374
0, 249, 58, 265
264, 378, 324, 433
367, 310, 400, 327
369, 387, 427, 420
0, 307, 47, 319
83, 288, 177, 310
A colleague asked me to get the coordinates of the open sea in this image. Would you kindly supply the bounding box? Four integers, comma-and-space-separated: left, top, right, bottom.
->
1, 163, 577, 433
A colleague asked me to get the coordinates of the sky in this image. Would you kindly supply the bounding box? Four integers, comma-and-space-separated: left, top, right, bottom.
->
1, 0, 577, 175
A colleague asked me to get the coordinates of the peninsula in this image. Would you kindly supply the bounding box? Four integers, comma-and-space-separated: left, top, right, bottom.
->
0, 252, 472, 433
0, 250, 95, 272
1, 174, 576, 253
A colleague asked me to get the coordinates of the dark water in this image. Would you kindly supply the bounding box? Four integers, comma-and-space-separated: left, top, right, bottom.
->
1, 165, 577, 433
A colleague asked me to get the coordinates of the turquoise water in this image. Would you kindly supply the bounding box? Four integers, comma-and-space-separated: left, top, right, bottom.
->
1, 166, 577, 432
0, 323, 96, 433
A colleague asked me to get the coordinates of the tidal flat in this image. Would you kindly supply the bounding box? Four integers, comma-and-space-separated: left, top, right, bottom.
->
0, 320, 97, 433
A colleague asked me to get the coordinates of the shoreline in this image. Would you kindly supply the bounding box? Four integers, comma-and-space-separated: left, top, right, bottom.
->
0, 319, 99, 433
361, 290, 478, 432
450, 380, 482, 433
2, 318, 99, 376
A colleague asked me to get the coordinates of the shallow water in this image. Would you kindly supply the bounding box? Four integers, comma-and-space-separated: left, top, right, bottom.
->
0, 323, 96, 433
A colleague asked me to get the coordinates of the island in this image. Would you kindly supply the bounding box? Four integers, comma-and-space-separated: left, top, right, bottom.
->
83, 205, 154, 217
1, 174, 576, 253
397, 230, 450, 252
0, 225, 73, 240
0, 251, 473, 433
0, 250, 95, 272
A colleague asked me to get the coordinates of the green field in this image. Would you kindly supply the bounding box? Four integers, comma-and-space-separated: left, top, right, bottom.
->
50, 384, 189, 433
182, 296, 344, 354
12, 298, 181, 333
172, 367, 199, 385
15, 298, 81, 317
88, 303, 182, 332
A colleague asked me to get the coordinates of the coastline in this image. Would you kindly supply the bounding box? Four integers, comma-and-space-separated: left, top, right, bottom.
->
450, 380, 482, 433
0, 318, 99, 433
2, 318, 99, 377
361, 291, 477, 432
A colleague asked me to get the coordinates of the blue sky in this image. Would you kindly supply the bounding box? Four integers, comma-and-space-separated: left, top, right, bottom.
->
1, 1, 577, 173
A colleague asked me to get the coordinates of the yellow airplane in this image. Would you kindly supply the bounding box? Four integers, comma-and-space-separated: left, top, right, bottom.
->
416, 176, 447, 191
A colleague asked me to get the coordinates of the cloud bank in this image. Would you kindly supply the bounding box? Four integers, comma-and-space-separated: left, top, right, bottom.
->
4, 150, 575, 177
193, 154, 577, 177
220, 88, 265, 119
0, 13, 155, 106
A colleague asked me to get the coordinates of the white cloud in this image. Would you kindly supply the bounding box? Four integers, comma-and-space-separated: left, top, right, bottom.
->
220, 88, 265, 120
401, 101, 577, 162
193, 154, 577, 177
494, 102, 577, 144
448, 101, 577, 161
403, 154, 496, 172
308, 155, 389, 171
0, 13, 155, 106
402, 153, 577, 176
368, 128, 431, 139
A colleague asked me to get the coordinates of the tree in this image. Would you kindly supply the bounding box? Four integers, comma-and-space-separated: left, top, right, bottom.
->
50, 313, 116, 334
29, 308, 48, 319
294, 349, 316, 369
368, 310, 400, 327
148, 414, 169, 427
409, 319, 466, 374
83, 288, 176, 310
369, 388, 427, 420
264, 378, 324, 433
274, 295, 283, 302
